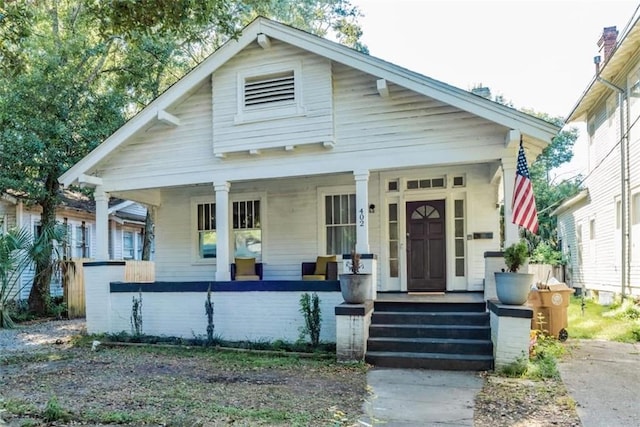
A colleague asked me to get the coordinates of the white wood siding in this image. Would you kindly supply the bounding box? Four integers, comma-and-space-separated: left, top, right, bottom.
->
212, 40, 333, 155
119, 203, 147, 218
98, 80, 215, 185
154, 167, 496, 291
0, 200, 17, 230
332, 63, 506, 155
557, 209, 583, 287
92, 44, 509, 192
558, 50, 640, 294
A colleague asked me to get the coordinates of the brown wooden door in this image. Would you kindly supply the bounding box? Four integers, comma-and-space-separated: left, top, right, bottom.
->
406, 200, 446, 292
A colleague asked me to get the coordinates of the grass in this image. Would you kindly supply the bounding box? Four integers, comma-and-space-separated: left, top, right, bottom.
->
567, 296, 640, 342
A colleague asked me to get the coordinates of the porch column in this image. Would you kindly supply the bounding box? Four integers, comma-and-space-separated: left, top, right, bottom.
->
215, 181, 231, 281
501, 157, 520, 246
94, 186, 109, 260
354, 170, 370, 254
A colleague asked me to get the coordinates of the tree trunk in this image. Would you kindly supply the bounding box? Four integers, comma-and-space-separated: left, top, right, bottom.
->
141, 206, 154, 261
27, 177, 58, 315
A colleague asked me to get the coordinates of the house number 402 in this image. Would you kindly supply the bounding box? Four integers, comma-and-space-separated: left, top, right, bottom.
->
359, 208, 365, 227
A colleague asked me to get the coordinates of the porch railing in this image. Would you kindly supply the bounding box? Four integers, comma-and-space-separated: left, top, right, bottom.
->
63, 259, 155, 318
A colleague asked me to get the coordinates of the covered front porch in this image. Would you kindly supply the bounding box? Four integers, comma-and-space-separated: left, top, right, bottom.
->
88, 159, 527, 295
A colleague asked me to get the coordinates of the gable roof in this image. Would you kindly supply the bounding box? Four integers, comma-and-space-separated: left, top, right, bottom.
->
60, 17, 558, 188
567, 13, 640, 122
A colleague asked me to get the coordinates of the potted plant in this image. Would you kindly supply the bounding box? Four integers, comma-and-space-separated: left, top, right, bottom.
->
494, 240, 534, 305
339, 251, 371, 304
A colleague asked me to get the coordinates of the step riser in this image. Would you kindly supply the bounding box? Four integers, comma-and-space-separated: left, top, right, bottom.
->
369, 326, 490, 340
374, 302, 486, 313
367, 340, 493, 355
366, 301, 494, 371
365, 354, 493, 371
371, 313, 489, 326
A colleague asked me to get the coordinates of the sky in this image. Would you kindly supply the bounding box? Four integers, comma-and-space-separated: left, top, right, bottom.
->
350, 0, 640, 178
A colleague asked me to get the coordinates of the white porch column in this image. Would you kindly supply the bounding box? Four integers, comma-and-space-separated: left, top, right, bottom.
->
215, 182, 231, 281
354, 170, 370, 254
94, 186, 109, 260
502, 157, 520, 247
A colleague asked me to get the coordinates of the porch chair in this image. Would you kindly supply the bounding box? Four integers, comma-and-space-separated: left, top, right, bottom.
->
302, 255, 338, 281
231, 257, 263, 281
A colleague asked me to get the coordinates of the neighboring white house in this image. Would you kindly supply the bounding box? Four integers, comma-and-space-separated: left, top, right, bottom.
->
0, 190, 149, 299
59, 17, 558, 294
555, 17, 640, 298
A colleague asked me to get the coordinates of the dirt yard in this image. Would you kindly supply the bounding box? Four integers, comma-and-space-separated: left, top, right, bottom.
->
0, 323, 366, 426
0, 320, 582, 426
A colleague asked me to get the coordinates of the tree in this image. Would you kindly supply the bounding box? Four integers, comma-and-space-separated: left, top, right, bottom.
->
0, 0, 366, 314
522, 113, 581, 263
0, 225, 66, 328
481, 92, 582, 260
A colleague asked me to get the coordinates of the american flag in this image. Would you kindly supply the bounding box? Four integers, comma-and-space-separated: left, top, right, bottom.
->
512, 143, 539, 234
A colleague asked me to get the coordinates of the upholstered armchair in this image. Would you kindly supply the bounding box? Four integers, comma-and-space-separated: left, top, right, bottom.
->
302, 255, 338, 280
231, 257, 263, 280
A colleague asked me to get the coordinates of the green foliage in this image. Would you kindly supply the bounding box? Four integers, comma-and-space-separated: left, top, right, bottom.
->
0, 225, 66, 328
500, 355, 528, 377
530, 241, 565, 266
501, 331, 564, 379
0, 0, 366, 314
43, 396, 69, 422
602, 297, 640, 321
568, 296, 640, 342
503, 240, 529, 272
522, 112, 581, 255
299, 292, 322, 347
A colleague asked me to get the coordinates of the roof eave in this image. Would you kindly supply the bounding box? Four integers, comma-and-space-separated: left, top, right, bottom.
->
60, 17, 559, 187
551, 189, 589, 216
567, 16, 640, 123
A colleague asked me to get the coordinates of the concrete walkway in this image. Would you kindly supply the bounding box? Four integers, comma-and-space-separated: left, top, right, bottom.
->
558, 339, 640, 427
360, 368, 483, 426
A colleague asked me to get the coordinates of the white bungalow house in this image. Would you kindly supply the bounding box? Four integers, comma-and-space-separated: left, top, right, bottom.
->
0, 190, 149, 299
58, 18, 557, 368
555, 17, 640, 300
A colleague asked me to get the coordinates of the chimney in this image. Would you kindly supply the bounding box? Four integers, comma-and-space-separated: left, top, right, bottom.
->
598, 26, 619, 62
471, 86, 492, 99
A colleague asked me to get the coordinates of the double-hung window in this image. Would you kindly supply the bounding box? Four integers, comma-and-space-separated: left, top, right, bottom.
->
123, 231, 135, 260
197, 202, 217, 259
233, 199, 261, 260
325, 193, 356, 255
74, 223, 90, 259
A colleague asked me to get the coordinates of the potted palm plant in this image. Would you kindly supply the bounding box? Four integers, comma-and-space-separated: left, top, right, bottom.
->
494, 240, 534, 305
338, 251, 371, 304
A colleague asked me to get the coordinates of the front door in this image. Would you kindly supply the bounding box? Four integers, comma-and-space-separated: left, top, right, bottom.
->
406, 200, 446, 292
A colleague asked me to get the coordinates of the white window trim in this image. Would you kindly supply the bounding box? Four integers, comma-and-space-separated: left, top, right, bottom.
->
230, 192, 267, 262
317, 185, 356, 257
234, 61, 305, 125
73, 223, 92, 259
191, 193, 267, 265
191, 196, 217, 265
122, 229, 142, 261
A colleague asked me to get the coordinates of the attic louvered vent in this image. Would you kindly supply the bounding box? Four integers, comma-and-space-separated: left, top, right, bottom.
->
244, 71, 295, 108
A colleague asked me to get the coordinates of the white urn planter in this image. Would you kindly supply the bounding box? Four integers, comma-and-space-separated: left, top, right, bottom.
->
494, 272, 534, 305
339, 273, 371, 304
